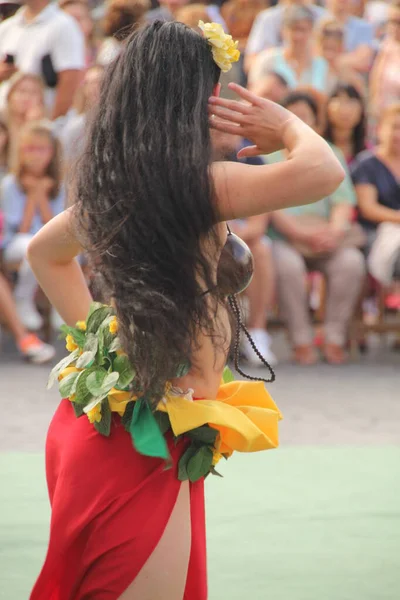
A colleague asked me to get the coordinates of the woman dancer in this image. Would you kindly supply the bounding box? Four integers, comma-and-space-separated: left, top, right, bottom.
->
28, 21, 344, 600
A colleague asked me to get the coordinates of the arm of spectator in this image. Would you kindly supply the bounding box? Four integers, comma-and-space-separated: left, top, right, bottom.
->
355, 183, 400, 225
230, 214, 269, 244
329, 202, 354, 237
270, 210, 310, 243
18, 194, 37, 234
52, 70, 83, 120
50, 13, 85, 119
0, 62, 17, 83
368, 51, 385, 115
27, 207, 92, 326
337, 44, 373, 74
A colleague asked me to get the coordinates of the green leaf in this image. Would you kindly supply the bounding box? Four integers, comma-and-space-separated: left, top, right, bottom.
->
186, 425, 218, 445
58, 371, 80, 398
92, 371, 119, 396
86, 306, 112, 335
73, 368, 97, 404
210, 465, 223, 478
47, 349, 80, 389
175, 360, 191, 378
186, 446, 213, 482
69, 328, 86, 348
87, 301, 106, 320
72, 402, 85, 418
83, 333, 98, 354
113, 354, 135, 389
100, 315, 115, 346
130, 398, 169, 460
109, 336, 122, 353
60, 324, 70, 338
178, 444, 198, 481
94, 400, 112, 436
222, 366, 235, 384
85, 369, 108, 396
153, 411, 171, 435
76, 350, 96, 369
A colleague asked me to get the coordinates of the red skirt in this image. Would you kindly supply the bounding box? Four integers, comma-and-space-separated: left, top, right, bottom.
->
30, 399, 207, 600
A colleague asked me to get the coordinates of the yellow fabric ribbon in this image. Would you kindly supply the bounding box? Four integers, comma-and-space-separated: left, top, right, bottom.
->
158, 381, 282, 457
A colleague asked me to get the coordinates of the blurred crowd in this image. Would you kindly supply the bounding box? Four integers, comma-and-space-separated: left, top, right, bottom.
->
0, 0, 399, 367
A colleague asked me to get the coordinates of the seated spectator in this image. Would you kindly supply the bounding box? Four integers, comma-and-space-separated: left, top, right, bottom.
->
0, 117, 8, 190
60, 0, 97, 68
1, 121, 65, 330
248, 70, 289, 102
245, 0, 326, 72
175, 4, 209, 29
0, 272, 55, 362
221, 0, 267, 48
146, 0, 190, 22
98, 0, 149, 66
369, 0, 400, 117
5, 73, 46, 161
0, 0, 85, 118
249, 5, 329, 92
147, 0, 226, 27
351, 103, 400, 286
60, 64, 103, 168
212, 129, 277, 366
268, 91, 365, 365
315, 17, 366, 94
324, 82, 367, 165
326, 0, 375, 73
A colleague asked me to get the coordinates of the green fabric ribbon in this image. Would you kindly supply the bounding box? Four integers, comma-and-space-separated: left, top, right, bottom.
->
129, 397, 170, 460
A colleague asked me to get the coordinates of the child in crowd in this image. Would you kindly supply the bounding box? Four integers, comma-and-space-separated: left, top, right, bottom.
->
1, 122, 65, 331
5, 73, 46, 162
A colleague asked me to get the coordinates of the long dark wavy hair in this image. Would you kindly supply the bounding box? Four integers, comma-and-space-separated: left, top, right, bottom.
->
324, 83, 367, 158
75, 21, 223, 406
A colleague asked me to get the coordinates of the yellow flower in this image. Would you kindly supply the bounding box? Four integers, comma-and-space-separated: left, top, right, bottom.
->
76, 321, 87, 331
66, 334, 78, 352
70, 394, 76, 402
198, 21, 240, 73
87, 403, 102, 423
109, 317, 118, 335
212, 450, 223, 467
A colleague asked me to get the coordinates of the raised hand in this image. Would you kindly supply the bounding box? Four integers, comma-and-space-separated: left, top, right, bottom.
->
209, 82, 296, 158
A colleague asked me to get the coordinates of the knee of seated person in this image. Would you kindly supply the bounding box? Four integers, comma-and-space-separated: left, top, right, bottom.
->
338, 247, 366, 278
248, 236, 271, 259
273, 242, 305, 275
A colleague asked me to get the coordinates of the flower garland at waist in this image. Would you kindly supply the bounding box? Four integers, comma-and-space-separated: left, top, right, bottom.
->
49, 303, 282, 482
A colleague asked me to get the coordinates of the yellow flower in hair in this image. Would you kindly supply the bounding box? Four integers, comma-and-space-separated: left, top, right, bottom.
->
66, 334, 78, 352
198, 21, 240, 73
109, 316, 118, 335
76, 321, 87, 331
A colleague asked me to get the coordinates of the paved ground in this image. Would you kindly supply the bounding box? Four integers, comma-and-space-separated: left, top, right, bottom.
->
0, 333, 399, 599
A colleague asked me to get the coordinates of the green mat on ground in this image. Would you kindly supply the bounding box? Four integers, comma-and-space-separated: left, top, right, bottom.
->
1, 447, 399, 600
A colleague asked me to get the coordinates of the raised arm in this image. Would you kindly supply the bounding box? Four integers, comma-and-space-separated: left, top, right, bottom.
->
210, 84, 345, 221
27, 208, 92, 326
